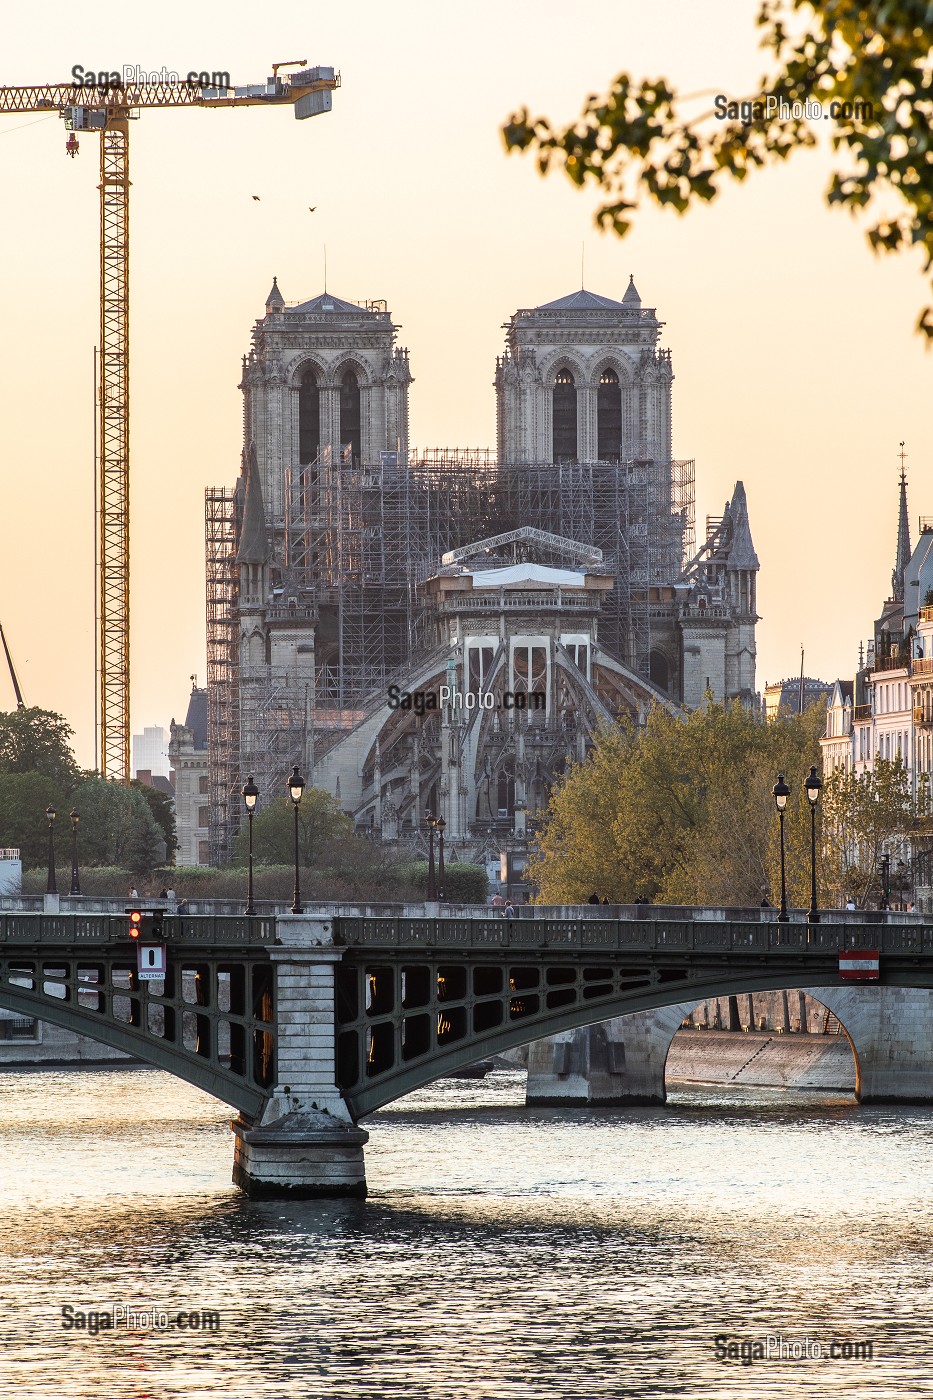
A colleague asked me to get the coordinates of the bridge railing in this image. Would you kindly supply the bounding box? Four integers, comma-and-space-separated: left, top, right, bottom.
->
0, 913, 277, 945
333, 916, 931, 956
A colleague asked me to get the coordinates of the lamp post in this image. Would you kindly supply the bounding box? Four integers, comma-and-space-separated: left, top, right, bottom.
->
45, 804, 57, 895
242, 774, 258, 916
437, 816, 446, 898
287, 765, 305, 914
772, 774, 790, 924
804, 765, 822, 923
880, 852, 890, 910
69, 809, 81, 897
426, 813, 437, 900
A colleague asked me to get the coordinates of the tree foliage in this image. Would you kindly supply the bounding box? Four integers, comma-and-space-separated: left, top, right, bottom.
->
69, 776, 166, 877
0, 707, 79, 785
530, 700, 824, 906
821, 758, 914, 907
503, 2, 933, 336
0, 772, 62, 866
232, 786, 353, 867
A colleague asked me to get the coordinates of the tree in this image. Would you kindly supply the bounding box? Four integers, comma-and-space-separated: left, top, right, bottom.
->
0, 772, 64, 866
68, 776, 166, 877
0, 707, 79, 785
821, 758, 914, 908
502, 2, 933, 336
530, 699, 824, 906
232, 786, 353, 868
131, 780, 176, 864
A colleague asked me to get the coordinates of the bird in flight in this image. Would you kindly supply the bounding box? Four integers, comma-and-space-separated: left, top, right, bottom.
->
252, 195, 261, 202
309, 206, 317, 212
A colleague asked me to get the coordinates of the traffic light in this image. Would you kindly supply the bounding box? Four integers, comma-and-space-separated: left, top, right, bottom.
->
124, 907, 167, 941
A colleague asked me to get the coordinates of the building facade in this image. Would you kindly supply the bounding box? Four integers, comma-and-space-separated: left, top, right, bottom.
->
205, 279, 759, 862
168, 686, 210, 866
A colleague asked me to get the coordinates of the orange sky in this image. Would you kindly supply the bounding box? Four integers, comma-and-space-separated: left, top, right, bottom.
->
0, 1, 929, 767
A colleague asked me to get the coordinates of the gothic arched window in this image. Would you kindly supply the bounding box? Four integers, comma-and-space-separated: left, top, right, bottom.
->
552, 368, 577, 462
340, 368, 362, 464
298, 367, 320, 465
597, 367, 622, 461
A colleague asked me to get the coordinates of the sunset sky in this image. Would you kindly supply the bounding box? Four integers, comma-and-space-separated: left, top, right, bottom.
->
1, 1, 930, 767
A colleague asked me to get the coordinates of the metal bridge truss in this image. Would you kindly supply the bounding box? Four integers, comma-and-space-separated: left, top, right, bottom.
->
333, 915, 933, 1117
0, 915, 277, 1116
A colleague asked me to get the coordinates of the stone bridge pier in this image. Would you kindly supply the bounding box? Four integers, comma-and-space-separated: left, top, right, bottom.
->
231, 915, 368, 1198
526, 987, 933, 1106
812, 986, 933, 1102
526, 1002, 695, 1106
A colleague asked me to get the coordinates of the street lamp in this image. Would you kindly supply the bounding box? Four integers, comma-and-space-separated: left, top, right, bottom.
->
772, 774, 790, 924
804, 765, 822, 923
45, 804, 57, 895
287, 766, 305, 914
242, 774, 258, 916
69, 809, 81, 897
426, 812, 437, 900
880, 852, 891, 910
437, 816, 446, 898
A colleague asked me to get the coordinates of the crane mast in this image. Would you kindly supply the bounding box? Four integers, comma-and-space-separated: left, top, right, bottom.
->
0, 64, 339, 778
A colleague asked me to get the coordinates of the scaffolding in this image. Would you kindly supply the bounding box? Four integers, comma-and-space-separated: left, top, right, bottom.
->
206, 451, 696, 860
205, 486, 240, 866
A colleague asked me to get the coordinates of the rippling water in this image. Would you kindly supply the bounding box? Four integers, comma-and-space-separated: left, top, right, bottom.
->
0, 1064, 931, 1398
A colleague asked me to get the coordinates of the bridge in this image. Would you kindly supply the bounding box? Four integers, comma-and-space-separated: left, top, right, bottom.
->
0, 904, 930, 1196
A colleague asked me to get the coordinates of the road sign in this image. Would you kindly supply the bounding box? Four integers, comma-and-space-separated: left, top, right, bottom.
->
137, 943, 166, 980
839, 950, 879, 981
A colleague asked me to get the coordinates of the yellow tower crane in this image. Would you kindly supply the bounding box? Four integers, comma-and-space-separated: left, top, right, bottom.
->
0, 62, 339, 780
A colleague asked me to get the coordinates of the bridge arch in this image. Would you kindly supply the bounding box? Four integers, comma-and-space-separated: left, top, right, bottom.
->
337, 959, 876, 1118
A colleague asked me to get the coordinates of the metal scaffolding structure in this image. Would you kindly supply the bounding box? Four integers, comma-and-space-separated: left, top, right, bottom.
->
206, 452, 695, 860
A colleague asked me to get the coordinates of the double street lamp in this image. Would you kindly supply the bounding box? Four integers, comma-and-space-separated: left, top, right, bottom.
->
426, 812, 438, 900
772, 768, 823, 925
241, 774, 258, 916
288, 766, 305, 914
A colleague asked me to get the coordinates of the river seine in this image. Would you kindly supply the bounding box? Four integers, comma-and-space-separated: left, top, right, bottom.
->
0, 1064, 930, 1399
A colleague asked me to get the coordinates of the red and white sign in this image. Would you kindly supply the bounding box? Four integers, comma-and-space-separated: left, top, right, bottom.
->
839, 950, 880, 981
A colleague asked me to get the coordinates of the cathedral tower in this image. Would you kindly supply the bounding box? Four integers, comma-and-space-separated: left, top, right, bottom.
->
494, 278, 673, 465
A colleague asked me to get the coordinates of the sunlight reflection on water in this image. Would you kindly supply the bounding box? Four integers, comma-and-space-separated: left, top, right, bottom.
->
0, 1065, 930, 1398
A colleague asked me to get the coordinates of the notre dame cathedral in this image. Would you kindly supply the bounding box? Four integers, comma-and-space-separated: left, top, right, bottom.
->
203, 277, 759, 865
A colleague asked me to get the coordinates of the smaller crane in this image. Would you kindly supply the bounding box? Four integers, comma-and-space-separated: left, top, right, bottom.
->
0, 623, 25, 709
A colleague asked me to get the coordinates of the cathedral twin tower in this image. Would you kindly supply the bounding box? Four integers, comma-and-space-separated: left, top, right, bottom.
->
205, 274, 757, 858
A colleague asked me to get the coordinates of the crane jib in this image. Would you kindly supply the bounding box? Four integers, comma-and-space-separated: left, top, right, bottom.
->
0, 70, 338, 115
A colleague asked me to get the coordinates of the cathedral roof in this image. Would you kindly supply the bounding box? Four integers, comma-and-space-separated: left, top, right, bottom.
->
184, 686, 208, 750
535, 288, 627, 311
469, 563, 587, 588
288, 291, 367, 314
236, 444, 270, 566
621, 275, 641, 306
724, 481, 759, 569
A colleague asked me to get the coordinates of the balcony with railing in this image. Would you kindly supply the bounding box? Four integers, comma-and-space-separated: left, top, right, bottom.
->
852, 704, 872, 722
913, 656, 933, 675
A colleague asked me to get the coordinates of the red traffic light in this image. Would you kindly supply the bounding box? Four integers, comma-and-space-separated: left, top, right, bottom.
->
128, 909, 143, 939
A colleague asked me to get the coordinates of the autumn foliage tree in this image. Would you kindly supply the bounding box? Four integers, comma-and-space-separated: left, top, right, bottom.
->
530, 699, 824, 906
820, 758, 914, 908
